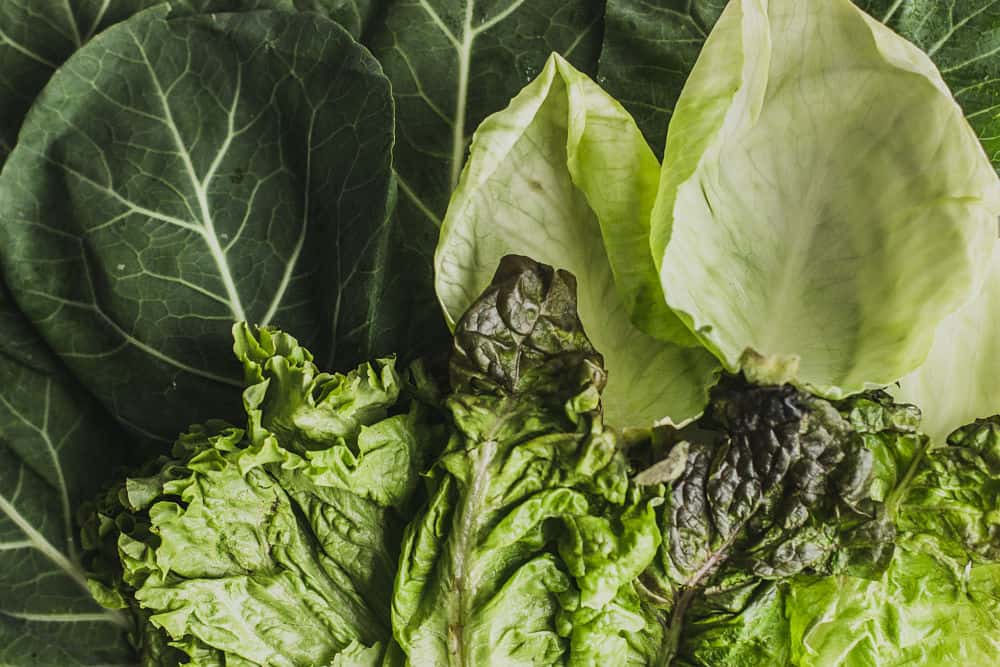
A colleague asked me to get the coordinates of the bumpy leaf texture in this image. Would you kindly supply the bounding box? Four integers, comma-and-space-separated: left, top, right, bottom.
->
393, 255, 662, 666
80, 324, 430, 665
0, 8, 400, 441
787, 416, 1000, 665
632, 378, 908, 666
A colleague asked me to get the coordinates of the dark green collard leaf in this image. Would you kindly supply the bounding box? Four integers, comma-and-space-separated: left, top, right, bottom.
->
393, 256, 662, 666
596, 0, 725, 159
366, 0, 605, 221
0, 284, 135, 665
363, 0, 606, 361
82, 324, 428, 665
600, 0, 1000, 168
0, 0, 379, 164
787, 417, 1000, 666
633, 378, 898, 665
0, 9, 403, 441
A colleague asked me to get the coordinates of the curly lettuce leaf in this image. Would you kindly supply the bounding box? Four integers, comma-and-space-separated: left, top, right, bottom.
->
435, 54, 719, 429
787, 417, 1000, 665
81, 325, 428, 665
633, 378, 908, 665
394, 256, 661, 666
788, 550, 1000, 666
650, 0, 1000, 395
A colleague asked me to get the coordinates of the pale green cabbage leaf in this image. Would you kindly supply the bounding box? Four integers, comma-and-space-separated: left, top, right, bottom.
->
598, 0, 1000, 174
895, 244, 1000, 443
651, 0, 1000, 395
434, 54, 719, 429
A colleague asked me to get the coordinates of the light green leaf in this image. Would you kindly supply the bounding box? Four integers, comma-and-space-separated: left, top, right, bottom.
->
787, 415, 1000, 666
435, 55, 719, 428
126, 424, 391, 665
362, 0, 606, 370
599, 1, 1000, 173
394, 257, 661, 666
0, 9, 404, 441
233, 323, 424, 510
855, 0, 1000, 171
0, 284, 134, 665
651, 0, 1000, 396
895, 244, 1000, 443
788, 549, 1000, 666
82, 324, 427, 665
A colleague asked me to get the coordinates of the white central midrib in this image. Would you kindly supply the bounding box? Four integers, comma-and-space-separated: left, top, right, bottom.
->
0, 489, 129, 630
449, 2, 475, 191
0, 610, 126, 625
134, 36, 247, 323
0, 493, 86, 591
261, 109, 313, 326
0, 384, 75, 563
448, 437, 497, 667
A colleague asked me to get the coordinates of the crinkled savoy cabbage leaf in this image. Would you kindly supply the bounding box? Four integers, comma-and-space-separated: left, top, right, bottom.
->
651, 0, 1000, 396
81, 323, 428, 665
632, 378, 906, 665
787, 416, 1000, 665
435, 54, 719, 429
599, 0, 1000, 172
0, 283, 135, 665
0, 1, 378, 165
393, 256, 662, 666
0, 8, 403, 441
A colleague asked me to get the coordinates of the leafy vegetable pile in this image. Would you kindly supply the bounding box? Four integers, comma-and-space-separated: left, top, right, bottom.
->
0, 0, 998, 665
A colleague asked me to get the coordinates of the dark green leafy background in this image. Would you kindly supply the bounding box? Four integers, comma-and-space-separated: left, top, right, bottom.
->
0, 286, 134, 665
0, 9, 397, 440
0, 0, 378, 164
